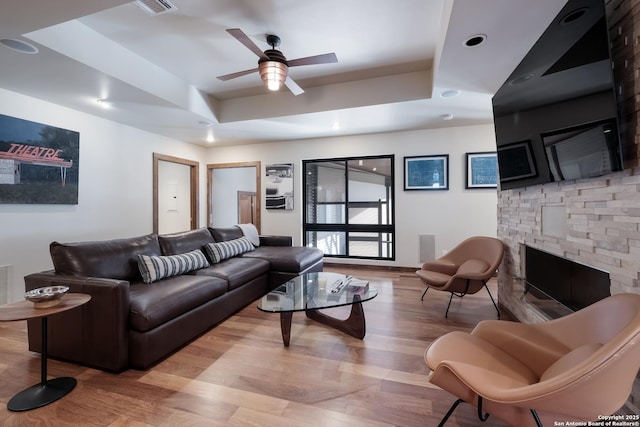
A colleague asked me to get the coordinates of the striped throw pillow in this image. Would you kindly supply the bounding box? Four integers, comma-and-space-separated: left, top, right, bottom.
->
137, 250, 209, 284
205, 237, 255, 264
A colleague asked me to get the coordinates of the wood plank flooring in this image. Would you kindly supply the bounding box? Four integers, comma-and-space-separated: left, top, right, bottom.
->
0, 266, 509, 426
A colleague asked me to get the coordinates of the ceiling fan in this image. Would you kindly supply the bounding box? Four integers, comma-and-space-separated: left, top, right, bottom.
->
217, 28, 338, 96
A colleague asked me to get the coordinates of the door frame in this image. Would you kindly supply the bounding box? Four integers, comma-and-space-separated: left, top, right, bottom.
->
153, 153, 199, 234
207, 161, 261, 233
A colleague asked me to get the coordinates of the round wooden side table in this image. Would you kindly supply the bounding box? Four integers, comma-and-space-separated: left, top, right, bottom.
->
0, 293, 91, 411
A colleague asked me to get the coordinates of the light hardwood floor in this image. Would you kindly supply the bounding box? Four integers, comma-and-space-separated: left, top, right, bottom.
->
0, 266, 509, 426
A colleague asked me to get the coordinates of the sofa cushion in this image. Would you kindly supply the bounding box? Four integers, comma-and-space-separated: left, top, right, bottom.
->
192, 257, 270, 290
209, 226, 244, 242
259, 235, 292, 246
158, 228, 215, 256
137, 250, 209, 284
129, 275, 227, 332
242, 246, 324, 273
50, 234, 161, 282
204, 237, 254, 263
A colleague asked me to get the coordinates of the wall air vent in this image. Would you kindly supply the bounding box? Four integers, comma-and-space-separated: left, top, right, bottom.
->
134, 0, 178, 16
0, 265, 9, 305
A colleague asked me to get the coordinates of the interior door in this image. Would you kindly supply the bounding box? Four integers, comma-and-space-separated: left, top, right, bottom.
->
153, 153, 199, 234
157, 160, 191, 234
238, 191, 257, 224
207, 162, 261, 232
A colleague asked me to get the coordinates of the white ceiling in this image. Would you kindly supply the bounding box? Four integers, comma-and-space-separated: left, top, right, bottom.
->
0, 0, 566, 147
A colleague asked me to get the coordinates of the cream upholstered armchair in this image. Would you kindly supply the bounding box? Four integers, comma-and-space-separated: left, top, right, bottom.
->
425, 293, 640, 427
416, 236, 503, 317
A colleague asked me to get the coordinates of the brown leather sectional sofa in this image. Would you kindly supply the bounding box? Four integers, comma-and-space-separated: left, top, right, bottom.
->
24, 226, 323, 372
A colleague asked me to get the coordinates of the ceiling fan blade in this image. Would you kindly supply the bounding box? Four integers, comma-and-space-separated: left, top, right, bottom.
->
217, 68, 259, 81
287, 52, 337, 67
226, 28, 269, 60
284, 76, 304, 96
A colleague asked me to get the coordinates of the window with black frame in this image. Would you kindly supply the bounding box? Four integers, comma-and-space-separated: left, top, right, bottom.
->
303, 155, 395, 260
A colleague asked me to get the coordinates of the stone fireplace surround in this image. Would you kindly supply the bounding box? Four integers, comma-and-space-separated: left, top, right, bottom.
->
497, 167, 640, 319
496, 0, 640, 413
497, 168, 640, 413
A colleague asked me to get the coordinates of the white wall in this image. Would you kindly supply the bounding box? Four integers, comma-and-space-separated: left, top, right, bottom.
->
0, 88, 207, 302
0, 88, 498, 302
207, 125, 499, 268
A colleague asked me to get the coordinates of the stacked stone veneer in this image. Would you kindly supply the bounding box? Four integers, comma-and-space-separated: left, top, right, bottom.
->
497, 0, 640, 412
497, 170, 640, 321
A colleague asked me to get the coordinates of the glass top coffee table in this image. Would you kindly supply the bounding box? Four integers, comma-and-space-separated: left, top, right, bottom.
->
257, 272, 378, 346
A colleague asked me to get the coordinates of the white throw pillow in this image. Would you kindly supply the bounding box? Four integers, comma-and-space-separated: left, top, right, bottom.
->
237, 223, 260, 247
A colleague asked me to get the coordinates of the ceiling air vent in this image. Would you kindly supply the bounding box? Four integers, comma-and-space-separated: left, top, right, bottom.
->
134, 0, 177, 16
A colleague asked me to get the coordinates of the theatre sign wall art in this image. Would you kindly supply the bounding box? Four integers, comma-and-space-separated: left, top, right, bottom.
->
0, 113, 79, 204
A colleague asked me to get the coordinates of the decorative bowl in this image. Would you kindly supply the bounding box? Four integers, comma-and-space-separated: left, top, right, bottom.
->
25, 286, 69, 308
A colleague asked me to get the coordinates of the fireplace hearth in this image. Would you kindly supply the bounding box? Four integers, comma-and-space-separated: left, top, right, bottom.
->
524, 245, 611, 318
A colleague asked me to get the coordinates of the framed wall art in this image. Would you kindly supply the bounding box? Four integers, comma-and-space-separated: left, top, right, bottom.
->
403, 154, 449, 191
0, 113, 79, 204
265, 163, 294, 210
465, 151, 498, 189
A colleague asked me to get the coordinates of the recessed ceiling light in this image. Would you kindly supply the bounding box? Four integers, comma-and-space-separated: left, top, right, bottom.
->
198, 120, 214, 126
441, 114, 454, 121
96, 98, 111, 109
206, 128, 215, 142
561, 7, 588, 25
0, 38, 39, 54
464, 34, 486, 48
441, 90, 461, 98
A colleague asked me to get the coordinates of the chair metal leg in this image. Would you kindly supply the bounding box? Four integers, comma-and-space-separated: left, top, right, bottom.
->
434, 280, 499, 318
477, 396, 490, 422
421, 287, 429, 301
439, 398, 541, 426
445, 292, 454, 317
444, 279, 472, 318
437, 397, 492, 426
483, 281, 500, 317
530, 409, 543, 427
438, 398, 464, 427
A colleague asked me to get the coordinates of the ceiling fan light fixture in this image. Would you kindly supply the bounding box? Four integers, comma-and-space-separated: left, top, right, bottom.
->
259, 61, 288, 91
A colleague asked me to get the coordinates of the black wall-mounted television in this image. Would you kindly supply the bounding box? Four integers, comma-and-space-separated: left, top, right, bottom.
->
492, 0, 624, 190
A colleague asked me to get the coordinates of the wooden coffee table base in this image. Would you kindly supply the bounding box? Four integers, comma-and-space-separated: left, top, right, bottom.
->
278, 299, 366, 347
